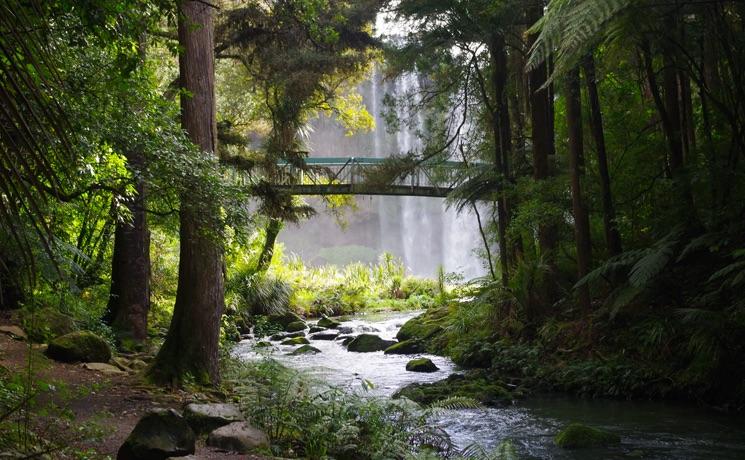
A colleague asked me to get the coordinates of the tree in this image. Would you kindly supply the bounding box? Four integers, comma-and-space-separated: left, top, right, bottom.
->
149, 0, 224, 386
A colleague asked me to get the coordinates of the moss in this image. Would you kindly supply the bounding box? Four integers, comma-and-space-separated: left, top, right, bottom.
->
384, 339, 424, 354
46, 331, 111, 363
347, 334, 396, 352
290, 344, 321, 355
405, 358, 438, 372
393, 372, 511, 406
317, 316, 342, 328
22, 307, 77, 343
285, 321, 307, 332
281, 336, 310, 345
554, 423, 620, 449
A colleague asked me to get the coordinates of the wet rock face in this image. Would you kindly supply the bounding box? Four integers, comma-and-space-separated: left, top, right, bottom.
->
117, 409, 196, 460
206, 422, 269, 453
554, 423, 620, 449
405, 358, 439, 373
47, 331, 112, 363
346, 334, 397, 352
310, 332, 339, 340
183, 403, 244, 435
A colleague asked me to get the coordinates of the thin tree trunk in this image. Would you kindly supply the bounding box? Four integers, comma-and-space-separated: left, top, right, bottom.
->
472, 202, 496, 280
583, 57, 622, 256
104, 150, 150, 346
150, 0, 224, 386
256, 218, 282, 272
565, 68, 592, 312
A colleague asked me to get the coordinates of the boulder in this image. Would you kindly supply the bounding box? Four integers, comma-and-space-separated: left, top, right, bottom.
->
406, 358, 439, 373
338, 336, 355, 346
117, 408, 196, 460
346, 334, 396, 353
317, 316, 342, 329
281, 337, 310, 345
255, 341, 273, 348
310, 332, 339, 340
47, 331, 111, 363
111, 356, 133, 371
82, 362, 125, 374
337, 326, 354, 334
0, 325, 27, 340
206, 422, 269, 453
384, 339, 423, 355
396, 312, 444, 342
554, 423, 620, 449
284, 321, 307, 333
183, 403, 244, 435
267, 311, 304, 328
308, 326, 326, 334
22, 307, 77, 342
290, 345, 321, 355
357, 325, 380, 333
393, 372, 511, 407
270, 331, 305, 341
130, 359, 149, 371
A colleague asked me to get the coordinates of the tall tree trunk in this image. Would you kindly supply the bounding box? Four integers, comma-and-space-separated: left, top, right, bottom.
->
583, 57, 622, 256
256, 218, 282, 272
104, 151, 150, 346
150, 0, 224, 386
488, 33, 512, 287
565, 68, 593, 312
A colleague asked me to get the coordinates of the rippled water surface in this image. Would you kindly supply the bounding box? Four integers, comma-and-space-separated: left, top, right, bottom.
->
234, 311, 745, 459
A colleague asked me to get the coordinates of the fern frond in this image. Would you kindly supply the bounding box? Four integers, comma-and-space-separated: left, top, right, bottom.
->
428, 396, 482, 410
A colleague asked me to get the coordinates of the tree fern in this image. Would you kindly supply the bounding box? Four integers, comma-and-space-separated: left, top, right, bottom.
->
428, 396, 482, 410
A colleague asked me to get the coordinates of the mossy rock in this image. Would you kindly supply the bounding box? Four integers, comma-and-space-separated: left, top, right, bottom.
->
270, 331, 304, 341
347, 334, 396, 353
317, 316, 342, 328
339, 336, 355, 346
393, 372, 511, 407
308, 326, 326, 334
396, 307, 448, 343
290, 344, 321, 355
183, 403, 243, 435
554, 423, 620, 449
384, 339, 424, 355
284, 321, 307, 332
255, 341, 273, 348
267, 311, 304, 328
281, 337, 310, 345
22, 307, 77, 343
406, 358, 439, 373
47, 331, 111, 363
118, 408, 196, 459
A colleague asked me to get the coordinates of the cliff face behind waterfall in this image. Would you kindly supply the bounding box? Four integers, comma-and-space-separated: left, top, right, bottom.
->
277, 69, 487, 278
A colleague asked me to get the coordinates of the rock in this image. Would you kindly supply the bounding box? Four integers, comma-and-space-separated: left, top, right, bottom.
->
270, 331, 305, 341
0, 325, 27, 340
267, 311, 304, 328
406, 358, 439, 373
308, 326, 326, 334
281, 337, 310, 345
357, 325, 380, 333
47, 331, 112, 363
393, 372, 511, 407
384, 339, 423, 354
22, 307, 77, 342
130, 359, 149, 371
346, 334, 396, 353
310, 332, 339, 340
82, 362, 125, 374
284, 321, 307, 333
206, 422, 269, 453
554, 423, 620, 449
183, 403, 243, 435
255, 341, 273, 348
337, 326, 354, 334
111, 356, 132, 371
117, 408, 196, 460
290, 345, 321, 355
338, 336, 355, 346
317, 316, 342, 328
396, 309, 446, 342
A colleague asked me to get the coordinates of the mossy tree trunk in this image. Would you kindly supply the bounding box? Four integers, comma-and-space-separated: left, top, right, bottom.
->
256, 218, 282, 272
149, 0, 224, 386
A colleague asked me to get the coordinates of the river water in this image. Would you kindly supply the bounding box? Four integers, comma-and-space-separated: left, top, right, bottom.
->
234, 311, 745, 459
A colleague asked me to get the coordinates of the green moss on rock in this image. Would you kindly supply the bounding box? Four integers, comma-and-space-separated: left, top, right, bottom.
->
393, 372, 511, 406
347, 334, 396, 352
281, 337, 310, 345
47, 331, 111, 363
554, 423, 620, 449
290, 345, 321, 355
395, 307, 449, 355
284, 321, 307, 332
22, 307, 77, 342
406, 358, 439, 372
384, 339, 424, 354
317, 316, 342, 328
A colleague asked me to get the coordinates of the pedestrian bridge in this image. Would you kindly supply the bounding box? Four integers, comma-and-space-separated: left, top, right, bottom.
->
270, 157, 472, 197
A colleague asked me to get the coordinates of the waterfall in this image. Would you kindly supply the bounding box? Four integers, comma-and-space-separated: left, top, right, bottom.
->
278, 67, 487, 279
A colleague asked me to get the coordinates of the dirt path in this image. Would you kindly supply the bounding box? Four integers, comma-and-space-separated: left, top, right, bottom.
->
0, 330, 268, 459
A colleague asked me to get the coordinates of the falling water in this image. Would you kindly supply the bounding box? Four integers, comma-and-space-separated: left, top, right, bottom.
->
278, 67, 487, 279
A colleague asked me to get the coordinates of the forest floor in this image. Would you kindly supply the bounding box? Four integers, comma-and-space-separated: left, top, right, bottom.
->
0, 329, 269, 459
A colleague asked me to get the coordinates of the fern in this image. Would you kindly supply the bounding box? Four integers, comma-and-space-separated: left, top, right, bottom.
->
460, 440, 518, 460
428, 396, 482, 410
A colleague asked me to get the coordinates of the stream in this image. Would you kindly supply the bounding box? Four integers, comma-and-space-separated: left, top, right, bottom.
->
234, 311, 745, 459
